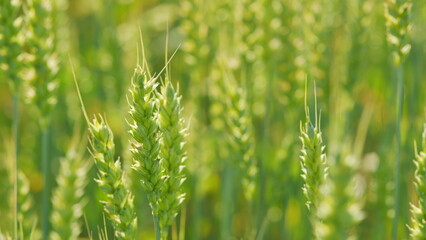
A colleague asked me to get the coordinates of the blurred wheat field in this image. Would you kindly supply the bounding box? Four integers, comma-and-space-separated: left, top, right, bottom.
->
1, 0, 426, 239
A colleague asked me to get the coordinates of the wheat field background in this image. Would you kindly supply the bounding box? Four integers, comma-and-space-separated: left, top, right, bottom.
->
1, 0, 426, 239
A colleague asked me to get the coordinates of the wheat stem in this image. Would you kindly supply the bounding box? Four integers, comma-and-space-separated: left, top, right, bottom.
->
41, 125, 50, 240
392, 65, 404, 240
12, 93, 19, 239
154, 215, 160, 240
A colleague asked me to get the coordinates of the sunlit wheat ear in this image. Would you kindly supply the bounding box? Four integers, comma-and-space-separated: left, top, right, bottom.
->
89, 115, 137, 240
17, 171, 39, 240
50, 150, 91, 240
157, 79, 187, 240
408, 124, 426, 239
128, 65, 163, 215
384, 0, 412, 66
25, 0, 59, 125
300, 106, 328, 214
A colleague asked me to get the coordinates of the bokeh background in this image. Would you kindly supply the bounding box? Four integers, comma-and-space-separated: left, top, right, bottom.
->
1, 0, 426, 239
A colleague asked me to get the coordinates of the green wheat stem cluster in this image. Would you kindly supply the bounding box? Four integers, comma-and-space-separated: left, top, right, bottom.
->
409, 124, 426, 239
157, 79, 187, 240
300, 101, 328, 237
128, 64, 162, 238
89, 115, 137, 240
50, 150, 91, 240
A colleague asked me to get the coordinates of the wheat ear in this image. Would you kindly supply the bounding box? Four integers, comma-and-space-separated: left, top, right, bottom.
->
89, 115, 137, 240
157, 79, 187, 240
409, 124, 426, 239
50, 150, 91, 240
300, 94, 328, 236
128, 65, 162, 211
17, 171, 38, 240
224, 78, 257, 202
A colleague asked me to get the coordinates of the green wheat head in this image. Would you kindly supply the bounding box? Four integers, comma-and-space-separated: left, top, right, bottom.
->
157, 79, 187, 239
0, 0, 25, 93
300, 108, 328, 214
225, 81, 257, 202
50, 150, 91, 240
409, 124, 426, 239
128, 65, 163, 215
25, 0, 59, 126
384, 0, 412, 66
89, 115, 137, 240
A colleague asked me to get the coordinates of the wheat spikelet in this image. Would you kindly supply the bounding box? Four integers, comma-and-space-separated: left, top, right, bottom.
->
409, 124, 426, 239
50, 150, 91, 240
128, 65, 163, 215
89, 115, 137, 240
157, 80, 187, 239
384, 0, 412, 66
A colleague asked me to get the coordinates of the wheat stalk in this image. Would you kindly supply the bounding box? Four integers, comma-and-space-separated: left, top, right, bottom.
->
157, 79, 187, 240
89, 115, 137, 240
24, 1, 60, 238
408, 124, 426, 239
384, 1, 411, 238
50, 149, 91, 240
